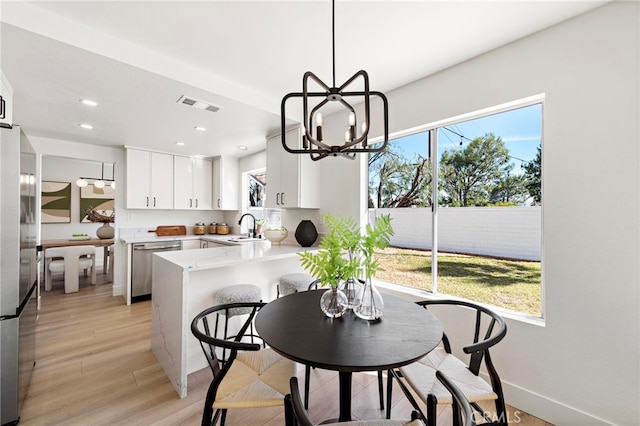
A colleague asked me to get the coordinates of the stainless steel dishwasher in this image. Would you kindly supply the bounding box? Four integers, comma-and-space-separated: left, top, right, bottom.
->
131, 240, 182, 302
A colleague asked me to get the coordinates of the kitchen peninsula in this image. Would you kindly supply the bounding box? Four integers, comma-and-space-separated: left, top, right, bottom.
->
150, 240, 309, 398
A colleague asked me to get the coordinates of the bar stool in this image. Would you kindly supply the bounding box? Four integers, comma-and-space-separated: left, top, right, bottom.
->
277, 272, 314, 298
213, 284, 262, 362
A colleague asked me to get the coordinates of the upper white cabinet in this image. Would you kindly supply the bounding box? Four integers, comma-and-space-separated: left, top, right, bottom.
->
173, 156, 212, 210
212, 156, 239, 210
0, 70, 14, 128
125, 149, 174, 209
266, 128, 318, 208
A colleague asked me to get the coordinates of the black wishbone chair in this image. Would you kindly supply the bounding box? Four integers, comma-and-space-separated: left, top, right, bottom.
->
285, 377, 426, 426
387, 300, 507, 426
191, 301, 296, 426
436, 371, 476, 426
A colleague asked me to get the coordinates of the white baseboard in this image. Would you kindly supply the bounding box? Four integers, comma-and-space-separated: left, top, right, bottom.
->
501, 379, 612, 425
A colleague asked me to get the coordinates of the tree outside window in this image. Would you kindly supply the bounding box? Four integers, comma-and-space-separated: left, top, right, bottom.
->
368, 102, 543, 316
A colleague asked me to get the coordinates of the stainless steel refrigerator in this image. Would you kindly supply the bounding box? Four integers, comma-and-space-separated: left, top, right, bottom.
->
0, 125, 38, 425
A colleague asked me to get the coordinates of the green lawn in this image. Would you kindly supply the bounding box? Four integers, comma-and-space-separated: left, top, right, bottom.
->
374, 246, 542, 316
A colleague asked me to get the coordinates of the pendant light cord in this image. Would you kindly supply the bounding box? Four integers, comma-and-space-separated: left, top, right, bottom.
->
332, 0, 336, 88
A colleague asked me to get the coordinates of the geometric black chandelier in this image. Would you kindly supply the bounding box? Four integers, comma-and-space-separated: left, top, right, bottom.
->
280, 0, 388, 161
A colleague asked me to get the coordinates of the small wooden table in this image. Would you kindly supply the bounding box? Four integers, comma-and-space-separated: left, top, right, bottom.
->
255, 290, 443, 422
41, 238, 114, 284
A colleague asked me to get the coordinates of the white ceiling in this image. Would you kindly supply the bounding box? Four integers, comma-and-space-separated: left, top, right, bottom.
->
0, 1, 608, 158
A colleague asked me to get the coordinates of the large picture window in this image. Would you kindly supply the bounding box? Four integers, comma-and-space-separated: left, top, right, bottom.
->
368, 100, 543, 317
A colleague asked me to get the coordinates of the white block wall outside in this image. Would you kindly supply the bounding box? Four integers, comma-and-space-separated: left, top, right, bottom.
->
370, 206, 541, 261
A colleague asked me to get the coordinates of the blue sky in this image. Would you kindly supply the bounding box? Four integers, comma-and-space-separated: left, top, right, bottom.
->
392, 103, 542, 175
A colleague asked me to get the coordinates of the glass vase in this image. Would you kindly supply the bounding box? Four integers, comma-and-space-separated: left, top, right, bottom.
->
339, 277, 362, 310
320, 287, 348, 318
354, 278, 384, 320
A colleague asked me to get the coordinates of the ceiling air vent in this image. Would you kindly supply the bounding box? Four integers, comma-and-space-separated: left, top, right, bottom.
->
176, 95, 221, 113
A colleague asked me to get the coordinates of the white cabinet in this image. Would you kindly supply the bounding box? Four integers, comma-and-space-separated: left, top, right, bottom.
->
266, 128, 319, 208
200, 240, 230, 248
173, 156, 212, 210
212, 156, 239, 210
125, 149, 173, 209
182, 240, 202, 250
0, 70, 14, 128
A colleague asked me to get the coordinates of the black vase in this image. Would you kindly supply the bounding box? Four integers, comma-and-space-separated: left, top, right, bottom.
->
295, 220, 318, 247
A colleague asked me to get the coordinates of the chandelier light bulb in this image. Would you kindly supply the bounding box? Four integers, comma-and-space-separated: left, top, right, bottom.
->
316, 113, 323, 126
348, 112, 355, 126
94, 180, 105, 189
110, 181, 116, 189
76, 178, 88, 188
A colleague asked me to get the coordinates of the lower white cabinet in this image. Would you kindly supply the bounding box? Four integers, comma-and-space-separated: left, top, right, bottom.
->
200, 240, 229, 248
182, 240, 202, 250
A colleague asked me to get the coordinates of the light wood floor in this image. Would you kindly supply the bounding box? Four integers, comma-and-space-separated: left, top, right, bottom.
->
20, 274, 553, 425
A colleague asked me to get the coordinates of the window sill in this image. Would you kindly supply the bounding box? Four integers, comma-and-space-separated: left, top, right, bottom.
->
373, 278, 546, 327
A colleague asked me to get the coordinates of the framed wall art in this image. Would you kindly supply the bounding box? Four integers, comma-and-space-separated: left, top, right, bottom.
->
41, 181, 72, 223
80, 184, 115, 223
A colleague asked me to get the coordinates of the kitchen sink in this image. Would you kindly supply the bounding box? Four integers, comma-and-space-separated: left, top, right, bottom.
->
226, 236, 264, 243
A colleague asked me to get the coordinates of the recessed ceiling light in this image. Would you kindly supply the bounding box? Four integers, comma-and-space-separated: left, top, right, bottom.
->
175, 141, 185, 146
237, 145, 248, 150
194, 126, 206, 132
79, 123, 93, 130
80, 99, 98, 107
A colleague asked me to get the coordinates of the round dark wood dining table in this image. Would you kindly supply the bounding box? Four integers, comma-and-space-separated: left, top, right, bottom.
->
255, 289, 443, 422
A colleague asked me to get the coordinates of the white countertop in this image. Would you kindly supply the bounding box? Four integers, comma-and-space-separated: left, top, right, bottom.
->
119, 231, 254, 245
154, 241, 311, 271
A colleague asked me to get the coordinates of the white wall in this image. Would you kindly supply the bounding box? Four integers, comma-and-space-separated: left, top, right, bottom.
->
373, 207, 541, 261
329, 2, 639, 424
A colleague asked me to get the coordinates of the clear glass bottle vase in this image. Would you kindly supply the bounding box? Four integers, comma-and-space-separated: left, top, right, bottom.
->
353, 278, 384, 320
339, 277, 363, 310
320, 287, 348, 318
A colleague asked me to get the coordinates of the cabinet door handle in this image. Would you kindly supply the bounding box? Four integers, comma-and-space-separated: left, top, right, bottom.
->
153, 197, 156, 207
0, 97, 5, 120
146, 197, 149, 207
195, 199, 198, 208
281, 192, 285, 205
276, 193, 280, 205
217, 199, 220, 208
190, 199, 193, 208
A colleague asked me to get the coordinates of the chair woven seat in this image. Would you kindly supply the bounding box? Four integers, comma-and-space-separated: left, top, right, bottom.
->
191, 301, 295, 426
386, 300, 506, 426
214, 347, 295, 409
399, 347, 497, 405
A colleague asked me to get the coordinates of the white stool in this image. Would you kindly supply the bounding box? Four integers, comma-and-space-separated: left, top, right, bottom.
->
277, 272, 314, 297
213, 284, 262, 362
45, 245, 96, 293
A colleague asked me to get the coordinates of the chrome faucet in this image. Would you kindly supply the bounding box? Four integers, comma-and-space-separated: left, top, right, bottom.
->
238, 213, 256, 238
